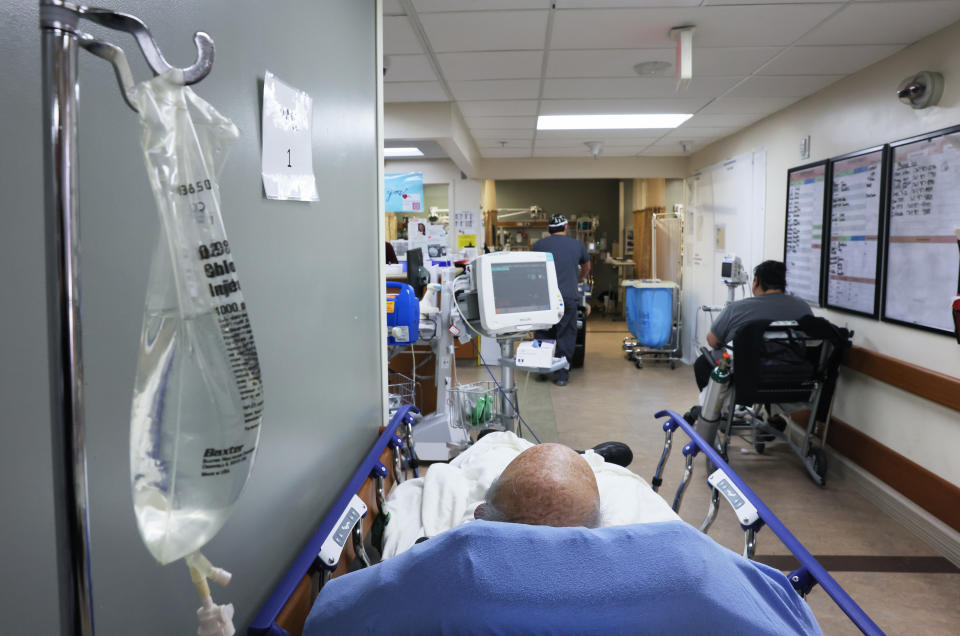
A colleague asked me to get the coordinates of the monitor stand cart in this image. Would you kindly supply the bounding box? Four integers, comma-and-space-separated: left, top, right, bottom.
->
494, 335, 568, 437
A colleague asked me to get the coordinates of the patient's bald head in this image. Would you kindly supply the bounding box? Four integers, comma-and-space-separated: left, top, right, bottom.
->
475, 443, 601, 528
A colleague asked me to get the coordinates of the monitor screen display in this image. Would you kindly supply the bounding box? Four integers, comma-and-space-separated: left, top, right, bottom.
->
721, 261, 733, 278
491, 262, 551, 314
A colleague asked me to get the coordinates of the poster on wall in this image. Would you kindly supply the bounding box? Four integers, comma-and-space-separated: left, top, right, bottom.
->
385, 172, 424, 212
260, 71, 319, 201
784, 161, 828, 305
883, 126, 960, 335
824, 147, 885, 318
407, 219, 447, 259
452, 210, 480, 251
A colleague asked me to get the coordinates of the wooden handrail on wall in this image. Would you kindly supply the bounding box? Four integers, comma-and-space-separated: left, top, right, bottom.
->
832, 345, 960, 533
842, 346, 960, 412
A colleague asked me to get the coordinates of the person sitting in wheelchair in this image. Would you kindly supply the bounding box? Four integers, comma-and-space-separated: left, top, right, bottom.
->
693, 260, 812, 392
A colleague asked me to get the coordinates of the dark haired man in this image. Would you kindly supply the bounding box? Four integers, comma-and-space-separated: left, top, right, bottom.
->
532, 214, 591, 386
693, 260, 812, 390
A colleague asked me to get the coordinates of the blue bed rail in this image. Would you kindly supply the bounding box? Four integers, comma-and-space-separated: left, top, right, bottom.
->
655, 409, 884, 636
248, 405, 420, 636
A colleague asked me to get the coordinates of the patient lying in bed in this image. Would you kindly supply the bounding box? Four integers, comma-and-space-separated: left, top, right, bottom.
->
381, 431, 679, 558
473, 442, 602, 528
305, 441, 822, 635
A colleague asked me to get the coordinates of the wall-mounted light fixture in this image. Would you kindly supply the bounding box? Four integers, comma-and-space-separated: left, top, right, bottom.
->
384, 147, 423, 157
537, 114, 692, 130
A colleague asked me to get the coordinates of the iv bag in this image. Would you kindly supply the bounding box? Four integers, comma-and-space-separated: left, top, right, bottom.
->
129, 73, 264, 565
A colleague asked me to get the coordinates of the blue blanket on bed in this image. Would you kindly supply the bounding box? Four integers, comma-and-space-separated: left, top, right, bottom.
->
304, 520, 822, 635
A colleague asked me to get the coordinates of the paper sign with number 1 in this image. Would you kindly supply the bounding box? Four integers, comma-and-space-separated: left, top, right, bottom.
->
261, 70, 319, 201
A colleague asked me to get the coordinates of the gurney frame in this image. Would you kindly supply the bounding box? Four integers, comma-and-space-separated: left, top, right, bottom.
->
652, 409, 883, 636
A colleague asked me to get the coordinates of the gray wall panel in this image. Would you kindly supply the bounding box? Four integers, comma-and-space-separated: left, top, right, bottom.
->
1, 1, 381, 633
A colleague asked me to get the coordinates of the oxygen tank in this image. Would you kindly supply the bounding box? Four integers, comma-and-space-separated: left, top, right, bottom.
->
695, 352, 731, 453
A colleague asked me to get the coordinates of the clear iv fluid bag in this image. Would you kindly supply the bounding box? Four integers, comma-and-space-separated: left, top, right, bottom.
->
129, 73, 264, 565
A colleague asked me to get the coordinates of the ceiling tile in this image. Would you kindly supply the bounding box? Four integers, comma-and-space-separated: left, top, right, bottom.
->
546, 47, 778, 78
550, 5, 837, 49
547, 48, 672, 78
557, 1, 701, 7
800, 1, 960, 46
414, 0, 548, 11
465, 116, 537, 129
683, 112, 765, 128
383, 0, 405, 16
459, 100, 540, 117
384, 82, 449, 102
437, 51, 543, 80
535, 131, 664, 145
534, 135, 660, 148
698, 95, 801, 115
693, 47, 781, 77
450, 79, 541, 100
476, 139, 531, 149
725, 75, 843, 98
758, 44, 903, 76
471, 129, 536, 140
384, 55, 436, 82
660, 125, 737, 140
419, 10, 548, 52
384, 16, 423, 55
532, 146, 644, 157
531, 148, 591, 157
543, 76, 741, 99
701, 0, 844, 4
539, 97, 712, 114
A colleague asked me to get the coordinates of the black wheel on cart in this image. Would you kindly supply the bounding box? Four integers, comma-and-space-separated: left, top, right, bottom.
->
670, 360, 677, 370
634, 360, 643, 369
808, 447, 828, 485
754, 442, 765, 454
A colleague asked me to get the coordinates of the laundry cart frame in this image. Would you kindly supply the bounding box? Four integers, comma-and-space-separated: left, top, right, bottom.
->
622, 207, 685, 369
622, 280, 683, 369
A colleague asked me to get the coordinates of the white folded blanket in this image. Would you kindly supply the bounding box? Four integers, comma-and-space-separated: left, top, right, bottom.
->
381, 432, 680, 559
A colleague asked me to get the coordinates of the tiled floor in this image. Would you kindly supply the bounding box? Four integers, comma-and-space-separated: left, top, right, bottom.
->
455, 318, 960, 636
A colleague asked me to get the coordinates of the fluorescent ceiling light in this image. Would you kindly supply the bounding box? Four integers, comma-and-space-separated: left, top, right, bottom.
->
384, 147, 424, 157
537, 114, 692, 130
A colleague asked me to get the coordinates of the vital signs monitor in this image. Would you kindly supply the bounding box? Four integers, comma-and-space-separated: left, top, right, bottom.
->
465, 252, 564, 336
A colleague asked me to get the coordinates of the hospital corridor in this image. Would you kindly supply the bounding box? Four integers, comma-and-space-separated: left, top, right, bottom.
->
4, 0, 960, 635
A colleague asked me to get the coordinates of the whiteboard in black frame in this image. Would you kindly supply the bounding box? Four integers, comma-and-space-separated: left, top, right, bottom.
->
824, 147, 886, 318
784, 161, 828, 305
882, 125, 960, 335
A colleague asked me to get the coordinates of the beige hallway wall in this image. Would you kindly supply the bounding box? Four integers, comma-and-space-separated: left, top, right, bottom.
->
690, 21, 960, 486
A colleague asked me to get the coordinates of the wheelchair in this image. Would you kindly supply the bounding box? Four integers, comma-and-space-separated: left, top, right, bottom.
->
700, 316, 852, 486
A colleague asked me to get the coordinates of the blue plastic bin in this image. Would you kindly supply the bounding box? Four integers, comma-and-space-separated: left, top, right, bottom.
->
624, 281, 676, 348
386, 281, 420, 345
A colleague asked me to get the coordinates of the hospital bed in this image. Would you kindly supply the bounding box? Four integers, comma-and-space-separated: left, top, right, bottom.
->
251, 407, 881, 636
248, 405, 419, 635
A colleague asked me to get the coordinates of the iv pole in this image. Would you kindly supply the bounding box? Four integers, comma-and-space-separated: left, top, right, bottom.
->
39, 3, 214, 633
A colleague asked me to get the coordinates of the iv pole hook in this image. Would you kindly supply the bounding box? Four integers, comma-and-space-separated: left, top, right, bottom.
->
76, 7, 214, 85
